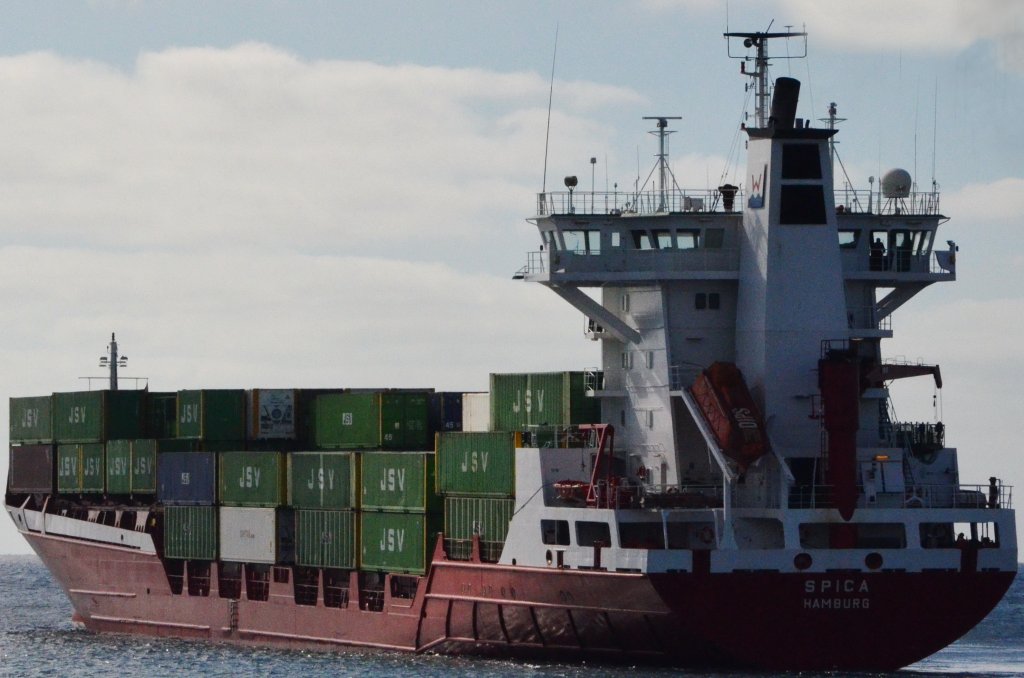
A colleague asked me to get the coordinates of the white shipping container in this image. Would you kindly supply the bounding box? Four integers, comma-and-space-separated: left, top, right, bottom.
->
219, 506, 277, 563
248, 389, 296, 439
461, 392, 490, 432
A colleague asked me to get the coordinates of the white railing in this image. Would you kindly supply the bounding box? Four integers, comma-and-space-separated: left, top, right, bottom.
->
537, 188, 739, 216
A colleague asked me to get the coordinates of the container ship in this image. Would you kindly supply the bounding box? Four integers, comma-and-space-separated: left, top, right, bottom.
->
5, 30, 1017, 671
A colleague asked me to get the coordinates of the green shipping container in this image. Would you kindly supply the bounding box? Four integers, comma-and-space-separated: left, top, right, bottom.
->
131, 439, 158, 493
53, 390, 145, 443
436, 431, 519, 497
360, 451, 439, 512
381, 391, 431, 450
489, 372, 601, 431
56, 443, 105, 493
295, 509, 357, 569
105, 440, 133, 494
10, 395, 53, 443
176, 389, 246, 441
106, 439, 159, 494
444, 496, 514, 542
218, 450, 286, 507
360, 510, 442, 575
315, 392, 379, 449
288, 451, 358, 509
164, 505, 218, 560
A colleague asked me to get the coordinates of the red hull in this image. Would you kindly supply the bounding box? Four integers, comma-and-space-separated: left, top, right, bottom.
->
22, 528, 1014, 671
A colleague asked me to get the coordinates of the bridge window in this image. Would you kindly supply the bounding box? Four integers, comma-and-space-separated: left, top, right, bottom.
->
563, 229, 600, 254
611, 231, 621, 247
655, 230, 673, 249
632, 230, 655, 250
782, 143, 822, 179
677, 229, 700, 249
576, 521, 612, 547
541, 519, 570, 545
838, 229, 860, 248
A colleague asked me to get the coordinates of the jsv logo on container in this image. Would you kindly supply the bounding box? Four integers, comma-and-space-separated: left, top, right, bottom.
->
21, 408, 39, 429
511, 389, 544, 415
460, 450, 489, 474
380, 468, 405, 493
133, 456, 151, 476
110, 456, 129, 477
380, 528, 405, 552
60, 456, 77, 477
180, 403, 199, 424
307, 467, 335, 490
68, 406, 87, 424
238, 466, 261, 488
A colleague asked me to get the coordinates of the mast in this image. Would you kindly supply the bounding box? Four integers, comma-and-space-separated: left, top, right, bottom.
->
642, 116, 681, 211
724, 29, 807, 128
99, 332, 126, 390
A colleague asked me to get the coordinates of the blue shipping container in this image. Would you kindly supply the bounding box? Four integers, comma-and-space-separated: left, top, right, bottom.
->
429, 392, 463, 433
157, 451, 217, 505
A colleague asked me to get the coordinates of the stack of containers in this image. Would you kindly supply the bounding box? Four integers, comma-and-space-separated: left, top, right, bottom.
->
105, 439, 159, 497
157, 388, 247, 561
8, 395, 56, 495
159, 449, 218, 560
313, 390, 431, 451
53, 390, 145, 496
218, 450, 293, 565
289, 451, 359, 570
359, 451, 442, 575
436, 431, 520, 562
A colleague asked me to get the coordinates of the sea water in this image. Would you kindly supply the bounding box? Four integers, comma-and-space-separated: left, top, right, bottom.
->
1, 555, 1021, 677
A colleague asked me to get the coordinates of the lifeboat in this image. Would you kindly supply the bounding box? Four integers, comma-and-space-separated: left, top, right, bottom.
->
691, 362, 768, 469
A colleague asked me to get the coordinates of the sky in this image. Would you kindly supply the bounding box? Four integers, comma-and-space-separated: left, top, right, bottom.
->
1, 0, 1021, 555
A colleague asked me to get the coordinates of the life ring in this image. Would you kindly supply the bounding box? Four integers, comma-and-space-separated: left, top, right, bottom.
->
698, 526, 715, 545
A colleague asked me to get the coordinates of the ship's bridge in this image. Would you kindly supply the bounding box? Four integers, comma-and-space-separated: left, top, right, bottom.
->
523, 188, 743, 285
833, 185, 955, 283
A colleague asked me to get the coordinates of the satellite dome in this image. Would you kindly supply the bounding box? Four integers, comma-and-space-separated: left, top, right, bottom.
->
881, 168, 912, 198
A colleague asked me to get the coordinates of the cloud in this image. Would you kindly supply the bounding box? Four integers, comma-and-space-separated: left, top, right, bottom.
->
943, 177, 1024, 221
0, 45, 641, 259
780, 0, 1024, 72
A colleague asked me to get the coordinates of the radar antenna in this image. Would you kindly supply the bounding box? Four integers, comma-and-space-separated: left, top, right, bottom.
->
724, 26, 807, 128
